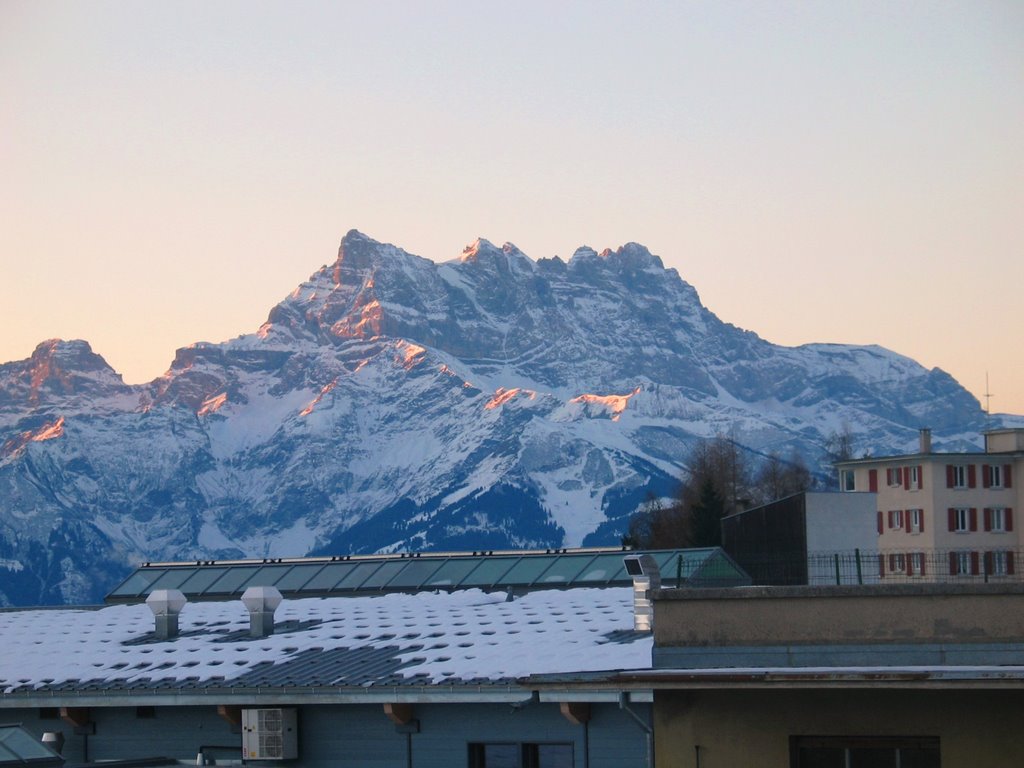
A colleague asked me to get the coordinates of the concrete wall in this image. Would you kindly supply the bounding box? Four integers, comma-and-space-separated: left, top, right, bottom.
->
653, 689, 1024, 768
804, 493, 877, 557
652, 583, 1024, 649
3, 700, 651, 768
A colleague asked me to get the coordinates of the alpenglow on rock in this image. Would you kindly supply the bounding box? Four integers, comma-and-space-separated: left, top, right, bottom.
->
0, 230, 1005, 605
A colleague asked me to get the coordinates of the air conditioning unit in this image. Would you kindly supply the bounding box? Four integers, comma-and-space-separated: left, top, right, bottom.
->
242, 708, 298, 760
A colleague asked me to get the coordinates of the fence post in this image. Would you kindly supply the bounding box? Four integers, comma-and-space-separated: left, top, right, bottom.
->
855, 549, 863, 585
676, 554, 682, 588
834, 553, 841, 585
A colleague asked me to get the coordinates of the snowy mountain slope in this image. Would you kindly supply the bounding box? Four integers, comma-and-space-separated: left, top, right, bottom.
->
0, 230, 1005, 605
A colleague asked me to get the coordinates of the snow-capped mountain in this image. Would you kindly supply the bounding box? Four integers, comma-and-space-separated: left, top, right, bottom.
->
0, 231, 1010, 605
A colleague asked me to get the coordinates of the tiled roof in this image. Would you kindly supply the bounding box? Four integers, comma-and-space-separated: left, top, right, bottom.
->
0, 588, 650, 699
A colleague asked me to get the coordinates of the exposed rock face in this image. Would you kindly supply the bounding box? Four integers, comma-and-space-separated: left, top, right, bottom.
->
0, 230, 1006, 605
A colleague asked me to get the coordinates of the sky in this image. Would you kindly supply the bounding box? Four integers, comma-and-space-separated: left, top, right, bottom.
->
2, 1, 1022, 414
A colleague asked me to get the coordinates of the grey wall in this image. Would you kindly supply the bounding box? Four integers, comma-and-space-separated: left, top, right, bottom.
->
3, 700, 651, 768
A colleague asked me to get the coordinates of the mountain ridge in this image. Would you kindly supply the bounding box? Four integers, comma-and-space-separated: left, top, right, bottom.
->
0, 230, 1013, 605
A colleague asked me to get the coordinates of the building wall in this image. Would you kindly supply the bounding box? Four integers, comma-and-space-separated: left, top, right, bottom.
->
3, 700, 651, 768
840, 453, 1021, 578
653, 689, 1024, 768
652, 584, 1024, 650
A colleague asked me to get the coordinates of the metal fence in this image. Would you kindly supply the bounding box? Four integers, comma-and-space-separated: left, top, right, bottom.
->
695, 549, 1022, 587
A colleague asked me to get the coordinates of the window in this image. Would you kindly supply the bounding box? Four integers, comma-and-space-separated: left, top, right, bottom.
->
886, 467, 903, 487
888, 553, 906, 574
910, 552, 925, 576
987, 464, 1004, 488
951, 551, 973, 576
841, 470, 855, 492
888, 510, 904, 530
468, 743, 573, 768
953, 508, 969, 532
909, 509, 923, 534
983, 550, 1016, 577
987, 508, 1006, 533
991, 551, 1009, 577
907, 465, 920, 489
950, 465, 967, 488
791, 736, 940, 768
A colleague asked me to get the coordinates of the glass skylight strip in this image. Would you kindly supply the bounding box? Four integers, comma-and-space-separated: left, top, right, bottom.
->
460, 556, 521, 587
382, 557, 450, 589
108, 568, 169, 597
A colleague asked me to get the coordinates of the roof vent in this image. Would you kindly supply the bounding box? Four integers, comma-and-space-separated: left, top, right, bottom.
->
623, 555, 660, 632
241, 586, 283, 638
146, 589, 187, 639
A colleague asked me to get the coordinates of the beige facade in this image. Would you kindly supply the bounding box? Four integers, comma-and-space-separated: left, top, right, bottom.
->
655, 689, 1024, 768
836, 428, 1022, 579
644, 583, 1024, 768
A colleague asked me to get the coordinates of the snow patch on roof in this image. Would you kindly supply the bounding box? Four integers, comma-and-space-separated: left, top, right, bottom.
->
0, 588, 650, 693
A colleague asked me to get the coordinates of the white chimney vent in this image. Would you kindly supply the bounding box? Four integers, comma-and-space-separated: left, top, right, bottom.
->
241, 585, 283, 638
623, 555, 661, 632
146, 588, 188, 639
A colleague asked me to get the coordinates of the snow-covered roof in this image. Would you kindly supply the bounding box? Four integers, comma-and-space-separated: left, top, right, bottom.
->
0, 587, 651, 704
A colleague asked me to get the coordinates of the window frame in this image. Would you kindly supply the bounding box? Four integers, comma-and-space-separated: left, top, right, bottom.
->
990, 507, 1006, 533
840, 470, 855, 492
951, 465, 967, 489
910, 551, 925, 576
909, 508, 922, 534
468, 742, 574, 768
955, 550, 971, 575
954, 507, 969, 533
790, 735, 940, 768
992, 550, 1009, 576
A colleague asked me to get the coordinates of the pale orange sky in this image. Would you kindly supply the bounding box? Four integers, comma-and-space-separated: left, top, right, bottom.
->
2, 2, 1022, 416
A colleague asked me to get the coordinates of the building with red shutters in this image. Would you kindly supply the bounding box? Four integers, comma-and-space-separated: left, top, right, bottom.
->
835, 428, 1022, 580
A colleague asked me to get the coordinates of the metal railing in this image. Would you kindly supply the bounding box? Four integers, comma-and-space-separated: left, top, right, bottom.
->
726, 548, 1023, 586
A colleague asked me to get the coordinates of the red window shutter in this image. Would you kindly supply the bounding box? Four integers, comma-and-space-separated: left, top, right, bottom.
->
877, 511, 884, 535
946, 465, 954, 488
982, 465, 991, 488
948, 551, 957, 575
919, 510, 925, 533
869, 469, 878, 493
888, 510, 894, 529
983, 551, 993, 576
920, 556, 926, 576
984, 508, 992, 532
947, 508, 956, 532
904, 511, 911, 533
903, 468, 911, 491
879, 555, 886, 577
1008, 552, 1016, 575
885, 468, 892, 485
968, 464, 977, 488
969, 508, 978, 531
917, 465, 923, 490
970, 551, 980, 575
1006, 508, 1014, 532
1005, 465, 1013, 488
906, 553, 914, 576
